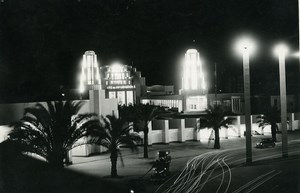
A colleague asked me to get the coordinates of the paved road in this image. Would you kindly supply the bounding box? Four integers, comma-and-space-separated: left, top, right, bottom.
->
68, 131, 300, 193
154, 140, 300, 193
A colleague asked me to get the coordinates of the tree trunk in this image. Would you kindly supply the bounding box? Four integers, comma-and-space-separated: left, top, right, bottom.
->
143, 124, 149, 158
110, 149, 118, 178
64, 151, 72, 165
214, 127, 221, 149
48, 153, 64, 169
271, 123, 277, 142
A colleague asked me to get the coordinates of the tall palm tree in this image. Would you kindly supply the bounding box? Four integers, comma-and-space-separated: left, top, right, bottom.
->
8, 101, 106, 168
195, 105, 235, 149
133, 104, 167, 158
256, 106, 280, 141
88, 115, 141, 177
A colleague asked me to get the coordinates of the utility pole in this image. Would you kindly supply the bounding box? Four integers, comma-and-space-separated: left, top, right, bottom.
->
298, 0, 300, 111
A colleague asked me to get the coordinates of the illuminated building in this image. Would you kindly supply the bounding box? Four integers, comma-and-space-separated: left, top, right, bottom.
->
141, 49, 208, 113
100, 63, 146, 106
78, 51, 118, 116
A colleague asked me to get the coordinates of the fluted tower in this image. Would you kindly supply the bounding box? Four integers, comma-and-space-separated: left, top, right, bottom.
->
181, 49, 207, 112
79, 51, 101, 92
181, 49, 206, 93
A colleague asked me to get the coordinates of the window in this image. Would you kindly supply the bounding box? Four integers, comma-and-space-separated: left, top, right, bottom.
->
186, 96, 207, 111
109, 92, 116, 99
126, 91, 134, 105
117, 91, 126, 105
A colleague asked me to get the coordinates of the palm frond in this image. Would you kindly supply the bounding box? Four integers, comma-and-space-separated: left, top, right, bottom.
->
24, 104, 52, 132
117, 132, 141, 150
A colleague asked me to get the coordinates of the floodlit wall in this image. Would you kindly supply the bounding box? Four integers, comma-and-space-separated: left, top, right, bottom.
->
0, 97, 118, 157
1, 100, 300, 157
146, 113, 300, 145
169, 129, 179, 142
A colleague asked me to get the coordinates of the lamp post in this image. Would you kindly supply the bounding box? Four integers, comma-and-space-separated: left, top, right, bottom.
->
274, 43, 289, 158
234, 36, 256, 163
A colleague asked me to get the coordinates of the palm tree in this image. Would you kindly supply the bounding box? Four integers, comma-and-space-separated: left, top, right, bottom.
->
133, 104, 167, 158
89, 115, 141, 177
8, 101, 106, 168
195, 105, 235, 149
256, 106, 280, 141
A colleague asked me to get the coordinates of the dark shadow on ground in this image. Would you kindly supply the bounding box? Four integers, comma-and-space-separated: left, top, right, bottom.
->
0, 141, 130, 193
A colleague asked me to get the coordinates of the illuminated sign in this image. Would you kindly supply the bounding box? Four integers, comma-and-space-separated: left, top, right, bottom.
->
107, 85, 135, 90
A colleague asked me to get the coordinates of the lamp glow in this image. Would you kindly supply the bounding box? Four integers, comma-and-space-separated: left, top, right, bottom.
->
273, 43, 289, 57
234, 36, 257, 56
111, 63, 124, 72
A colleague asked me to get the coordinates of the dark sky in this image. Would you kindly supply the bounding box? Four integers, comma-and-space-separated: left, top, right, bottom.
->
0, 0, 298, 102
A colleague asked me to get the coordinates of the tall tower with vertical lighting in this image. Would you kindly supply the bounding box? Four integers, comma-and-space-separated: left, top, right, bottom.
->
181, 49, 207, 112
79, 51, 101, 92
79, 51, 104, 115
182, 49, 206, 92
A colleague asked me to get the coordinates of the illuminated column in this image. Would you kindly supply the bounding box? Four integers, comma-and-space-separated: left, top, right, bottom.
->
274, 43, 289, 158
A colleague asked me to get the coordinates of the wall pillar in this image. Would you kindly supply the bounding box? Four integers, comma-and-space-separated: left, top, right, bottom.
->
89, 90, 98, 115
88, 88, 105, 154
178, 119, 185, 142
224, 127, 228, 139
148, 121, 153, 145
261, 126, 264, 135
89, 89, 105, 115
237, 116, 241, 137
162, 120, 169, 143
288, 113, 294, 131
66, 150, 73, 165
194, 118, 201, 141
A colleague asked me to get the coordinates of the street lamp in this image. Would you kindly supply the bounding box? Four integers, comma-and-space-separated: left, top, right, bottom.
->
273, 43, 289, 158
234, 36, 257, 163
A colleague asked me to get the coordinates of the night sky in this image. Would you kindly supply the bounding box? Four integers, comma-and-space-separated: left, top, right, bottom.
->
0, 0, 298, 102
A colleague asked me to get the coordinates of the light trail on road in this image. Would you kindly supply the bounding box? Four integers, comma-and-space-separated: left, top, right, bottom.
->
156, 151, 232, 193
155, 141, 300, 193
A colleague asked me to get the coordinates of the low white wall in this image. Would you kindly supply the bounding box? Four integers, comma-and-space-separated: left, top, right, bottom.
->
292, 120, 299, 131
169, 129, 179, 142
184, 128, 194, 141
0, 125, 13, 143
151, 130, 163, 144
